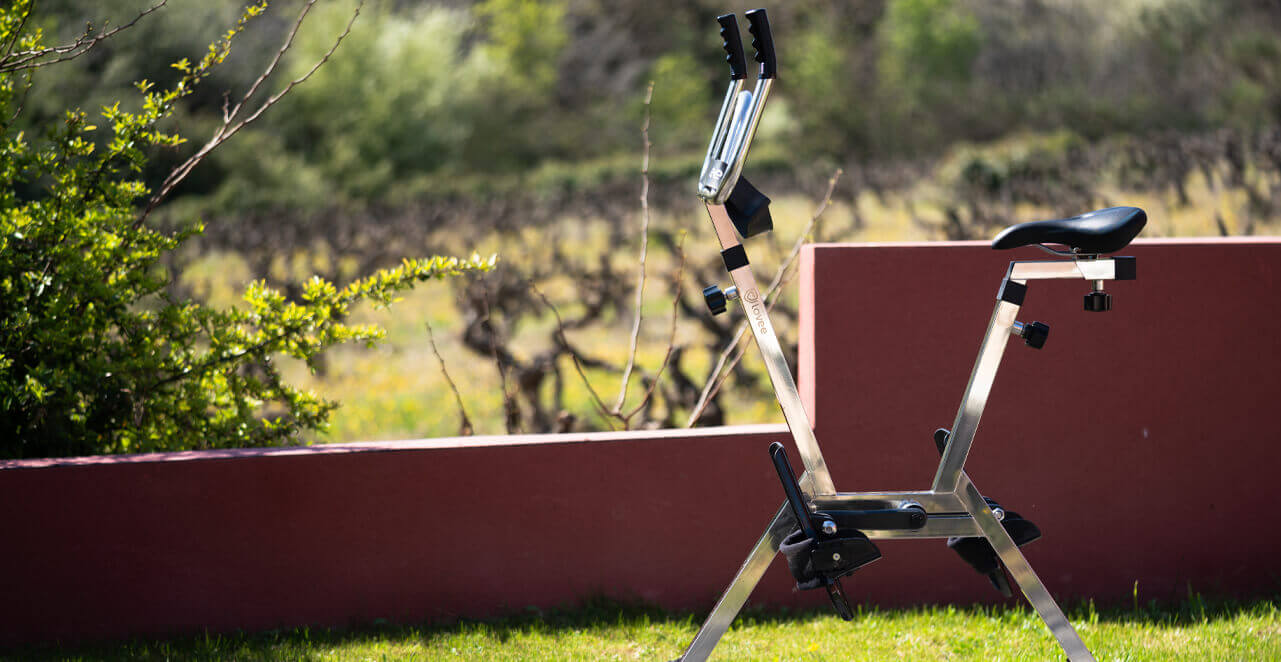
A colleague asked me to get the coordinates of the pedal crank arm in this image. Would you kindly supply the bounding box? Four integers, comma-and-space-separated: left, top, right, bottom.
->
826, 580, 855, 621
770, 441, 817, 537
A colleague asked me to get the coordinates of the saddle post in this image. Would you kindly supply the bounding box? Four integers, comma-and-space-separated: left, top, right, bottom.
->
676, 9, 1142, 662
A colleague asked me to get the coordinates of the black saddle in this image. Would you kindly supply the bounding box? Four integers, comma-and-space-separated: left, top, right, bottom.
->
991, 207, 1146, 254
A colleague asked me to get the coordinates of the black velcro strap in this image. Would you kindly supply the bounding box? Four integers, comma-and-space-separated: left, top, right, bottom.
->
781, 529, 826, 591
721, 245, 749, 272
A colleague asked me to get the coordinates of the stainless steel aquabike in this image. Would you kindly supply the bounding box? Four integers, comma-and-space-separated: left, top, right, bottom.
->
674, 9, 1145, 661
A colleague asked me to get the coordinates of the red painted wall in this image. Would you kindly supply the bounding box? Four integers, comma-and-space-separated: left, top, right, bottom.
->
2, 238, 1278, 645
1, 427, 796, 645
798, 238, 1281, 609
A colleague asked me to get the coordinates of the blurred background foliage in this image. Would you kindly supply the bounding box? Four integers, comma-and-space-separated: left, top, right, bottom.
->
32, 0, 1281, 210
15, 0, 1281, 444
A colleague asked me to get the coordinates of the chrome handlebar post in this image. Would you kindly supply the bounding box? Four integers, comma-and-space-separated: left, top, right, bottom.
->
697, 78, 773, 204
698, 79, 744, 201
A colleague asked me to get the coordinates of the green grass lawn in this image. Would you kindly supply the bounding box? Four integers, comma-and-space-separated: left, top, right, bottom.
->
10, 599, 1279, 661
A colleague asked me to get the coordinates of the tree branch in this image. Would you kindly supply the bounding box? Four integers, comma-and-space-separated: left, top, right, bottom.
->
479, 287, 521, 434
612, 80, 654, 414
531, 284, 617, 430
138, 0, 364, 224
426, 319, 473, 436
0, 1, 167, 74
0, 2, 33, 62
624, 230, 686, 424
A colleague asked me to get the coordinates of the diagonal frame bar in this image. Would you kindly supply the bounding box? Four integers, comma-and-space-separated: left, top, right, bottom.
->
705, 204, 836, 495
958, 476, 1095, 661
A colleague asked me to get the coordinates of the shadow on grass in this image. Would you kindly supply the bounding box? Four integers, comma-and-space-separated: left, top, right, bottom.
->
6, 594, 1277, 661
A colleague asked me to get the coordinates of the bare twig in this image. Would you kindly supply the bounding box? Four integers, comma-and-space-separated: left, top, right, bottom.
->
531, 284, 617, 430
425, 319, 473, 436
0, 1, 167, 74
3, 71, 31, 127
623, 230, 686, 423
139, 0, 364, 223
686, 168, 843, 427
612, 80, 655, 414
685, 323, 749, 427
480, 288, 521, 434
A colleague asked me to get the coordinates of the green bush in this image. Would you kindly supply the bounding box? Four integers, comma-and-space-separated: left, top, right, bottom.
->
877, 0, 981, 152
260, 0, 570, 202
0, 0, 491, 458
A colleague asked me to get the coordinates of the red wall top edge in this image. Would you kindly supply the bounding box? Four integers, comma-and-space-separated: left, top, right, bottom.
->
0, 423, 790, 471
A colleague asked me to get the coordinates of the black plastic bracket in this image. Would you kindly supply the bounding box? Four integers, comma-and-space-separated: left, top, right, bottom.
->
998, 278, 1027, 305
1113, 256, 1137, 280
725, 176, 773, 238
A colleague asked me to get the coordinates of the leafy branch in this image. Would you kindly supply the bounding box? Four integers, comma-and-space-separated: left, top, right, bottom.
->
140, 0, 365, 222
0, 0, 168, 74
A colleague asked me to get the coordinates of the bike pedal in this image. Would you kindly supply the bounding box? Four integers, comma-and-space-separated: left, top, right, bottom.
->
987, 567, 1013, 597
781, 526, 882, 592
812, 531, 882, 576
946, 506, 1040, 597
771, 442, 882, 597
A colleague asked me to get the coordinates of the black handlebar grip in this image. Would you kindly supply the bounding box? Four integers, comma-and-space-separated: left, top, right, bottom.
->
717, 14, 747, 80
744, 8, 777, 79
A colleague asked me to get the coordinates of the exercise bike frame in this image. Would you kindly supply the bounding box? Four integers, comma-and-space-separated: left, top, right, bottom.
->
678, 10, 1121, 661
679, 210, 1123, 661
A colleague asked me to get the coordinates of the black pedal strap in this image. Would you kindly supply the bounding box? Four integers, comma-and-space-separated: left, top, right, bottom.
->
780, 529, 826, 591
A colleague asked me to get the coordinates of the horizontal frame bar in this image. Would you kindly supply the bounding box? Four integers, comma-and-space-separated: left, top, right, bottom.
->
1009, 258, 1117, 281
810, 491, 966, 513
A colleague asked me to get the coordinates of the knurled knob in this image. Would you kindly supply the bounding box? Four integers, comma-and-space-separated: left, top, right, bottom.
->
1084, 291, 1112, 312
1021, 321, 1050, 349
703, 285, 727, 315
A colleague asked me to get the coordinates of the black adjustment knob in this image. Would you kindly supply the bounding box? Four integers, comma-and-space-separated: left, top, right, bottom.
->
1084, 291, 1112, 312
703, 285, 727, 315
1021, 321, 1049, 349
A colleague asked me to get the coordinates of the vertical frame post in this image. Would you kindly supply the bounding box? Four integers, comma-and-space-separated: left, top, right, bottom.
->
932, 289, 1022, 494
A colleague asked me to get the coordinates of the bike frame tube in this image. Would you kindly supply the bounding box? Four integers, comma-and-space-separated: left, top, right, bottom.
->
931, 299, 1019, 494
958, 475, 1094, 661
701, 79, 743, 178
706, 203, 836, 494
712, 78, 773, 204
